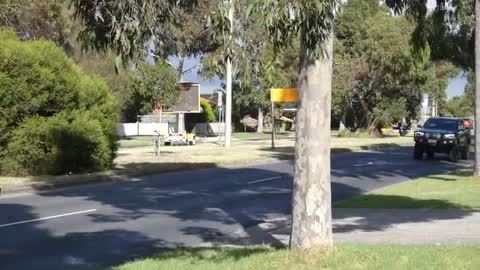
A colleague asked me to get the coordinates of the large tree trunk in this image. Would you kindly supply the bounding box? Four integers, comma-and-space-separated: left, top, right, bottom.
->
257, 107, 264, 133
290, 34, 334, 249
475, 0, 480, 176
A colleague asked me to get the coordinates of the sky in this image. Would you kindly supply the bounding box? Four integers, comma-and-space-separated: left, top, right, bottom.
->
171, 0, 467, 99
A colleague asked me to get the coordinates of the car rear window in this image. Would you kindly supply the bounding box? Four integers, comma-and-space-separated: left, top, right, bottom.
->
424, 119, 458, 130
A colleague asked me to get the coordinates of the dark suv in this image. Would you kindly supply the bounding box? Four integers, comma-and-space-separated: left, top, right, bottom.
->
414, 117, 471, 162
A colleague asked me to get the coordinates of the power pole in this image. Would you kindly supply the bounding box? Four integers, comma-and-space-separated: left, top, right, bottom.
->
224, 0, 234, 147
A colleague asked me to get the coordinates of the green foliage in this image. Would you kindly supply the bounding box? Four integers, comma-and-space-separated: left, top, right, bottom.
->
0, 0, 72, 47
186, 98, 216, 126
204, 0, 299, 125
0, 28, 118, 176
252, 0, 340, 55
71, 0, 196, 62
168, 1, 218, 79
332, 1, 458, 131
372, 98, 407, 129
443, 96, 473, 117
2, 112, 115, 176
284, 121, 293, 131
72, 49, 135, 120
386, 1, 474, 70
200, 99, 216, 122
123, 62, 181, 122
442, 73, 473, 117
337, 129, 354, 138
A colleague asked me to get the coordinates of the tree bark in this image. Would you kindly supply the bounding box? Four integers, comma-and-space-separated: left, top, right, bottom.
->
475, 0, 480, 176
177, 54, 185, 82
257, 107, 264, 133
290, 34, 334, 249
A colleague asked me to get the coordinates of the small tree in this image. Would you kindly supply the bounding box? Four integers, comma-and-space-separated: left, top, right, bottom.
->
123, 62, 181, 122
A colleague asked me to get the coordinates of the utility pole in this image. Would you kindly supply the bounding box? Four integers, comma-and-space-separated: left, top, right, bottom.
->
224, 0, 234, 147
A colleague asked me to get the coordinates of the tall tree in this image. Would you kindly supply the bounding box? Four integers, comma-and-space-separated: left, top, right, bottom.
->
253, 0, 339, 249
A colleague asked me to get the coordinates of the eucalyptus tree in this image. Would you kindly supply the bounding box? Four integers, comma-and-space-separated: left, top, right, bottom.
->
252, 0, 340, 249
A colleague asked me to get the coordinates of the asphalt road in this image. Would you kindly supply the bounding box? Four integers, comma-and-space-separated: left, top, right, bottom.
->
0, 146, 469, 269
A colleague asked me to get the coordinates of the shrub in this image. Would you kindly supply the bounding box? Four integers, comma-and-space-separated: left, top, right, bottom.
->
284, 121, 293, 131
200, 99, 216, 122
2, 112, 115, 176
0, 28, 118, 176
337, 129, 354, 137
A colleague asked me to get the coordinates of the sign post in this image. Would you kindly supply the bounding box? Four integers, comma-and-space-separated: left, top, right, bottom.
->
271, 100, 275, 149
270, 88, 298, 149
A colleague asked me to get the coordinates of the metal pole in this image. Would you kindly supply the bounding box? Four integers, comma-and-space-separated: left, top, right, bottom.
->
224, 0, 234, 147
271, 101, 275, 149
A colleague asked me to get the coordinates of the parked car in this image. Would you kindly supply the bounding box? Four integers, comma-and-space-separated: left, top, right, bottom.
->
414, 117, 470, 162
163, 132, 196, 146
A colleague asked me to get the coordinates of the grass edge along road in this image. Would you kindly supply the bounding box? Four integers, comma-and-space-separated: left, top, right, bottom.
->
335, 169, 480, 209
112, 244, 480, 270
0, 135, 412, 193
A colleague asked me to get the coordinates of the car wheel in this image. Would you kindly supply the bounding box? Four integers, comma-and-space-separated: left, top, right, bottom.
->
427, 151, 434, 159
449, 147, 459, 162
414, 145, 424, 160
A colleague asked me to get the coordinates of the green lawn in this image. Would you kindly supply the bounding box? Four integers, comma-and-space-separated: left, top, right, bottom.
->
336, 170, 480, 209
112, 244, 480, 270
118, 136, 153, 148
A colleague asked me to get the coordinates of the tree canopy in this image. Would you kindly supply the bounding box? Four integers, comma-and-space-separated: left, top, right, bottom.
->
333, 0, 459, 132
123, 62, 181, 122
71, 0, 197, 63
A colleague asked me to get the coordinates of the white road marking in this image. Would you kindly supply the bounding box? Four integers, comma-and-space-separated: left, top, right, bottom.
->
354, 162, 374, 167
247, 176, 282, 184
0, 209, 97, 228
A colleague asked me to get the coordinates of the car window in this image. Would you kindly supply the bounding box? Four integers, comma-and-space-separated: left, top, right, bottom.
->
423, 119, 458, 130
459, 121, 464, 130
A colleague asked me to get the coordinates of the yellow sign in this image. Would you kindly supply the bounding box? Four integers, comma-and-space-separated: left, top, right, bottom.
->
270, 88, 298, 103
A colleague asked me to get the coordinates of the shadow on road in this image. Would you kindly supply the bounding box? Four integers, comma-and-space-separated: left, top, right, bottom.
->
0, 147, 473, 269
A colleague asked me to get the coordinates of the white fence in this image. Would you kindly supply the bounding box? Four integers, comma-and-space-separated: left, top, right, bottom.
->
117, 123, 169, 137
117, 122, 224, 137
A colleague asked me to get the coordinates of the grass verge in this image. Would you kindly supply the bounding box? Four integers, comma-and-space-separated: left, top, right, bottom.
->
112, 244, 480, 270
335, 170, 480, 209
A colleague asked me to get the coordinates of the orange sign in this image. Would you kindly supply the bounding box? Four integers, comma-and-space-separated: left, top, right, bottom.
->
270, 88, 298, 103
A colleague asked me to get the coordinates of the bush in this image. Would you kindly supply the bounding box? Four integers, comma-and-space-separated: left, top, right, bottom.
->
200, 99, 216, 122
0, 28, 118, 176
2, 112, 115, 176
284, 121, 293, 131
337, 129, 354, 137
